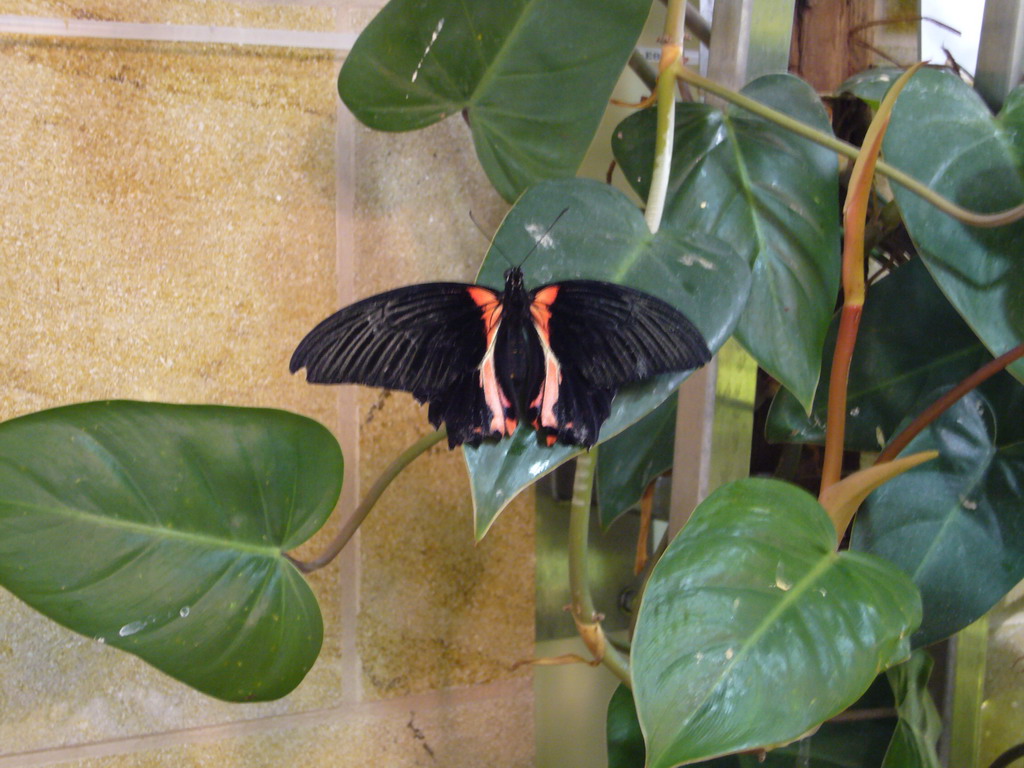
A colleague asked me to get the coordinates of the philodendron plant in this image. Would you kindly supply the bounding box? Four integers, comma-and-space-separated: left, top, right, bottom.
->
2, 1, 1023, 766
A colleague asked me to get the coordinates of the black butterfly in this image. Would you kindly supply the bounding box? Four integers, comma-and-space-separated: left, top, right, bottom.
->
290, 266, 711, 449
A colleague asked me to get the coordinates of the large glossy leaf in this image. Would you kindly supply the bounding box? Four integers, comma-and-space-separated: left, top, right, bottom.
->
885, 69, 1024, 383
463, 179, 751, 538
613, 74, 840, 410
338, 0, 650, 201
852, 392, 1024, 647
766, 258, 1024, 450
608, 680, 896, 768
0, 401, 341, 701
881, 651, 941, 768
632, 478, 920, 768
596, 396, 676, 529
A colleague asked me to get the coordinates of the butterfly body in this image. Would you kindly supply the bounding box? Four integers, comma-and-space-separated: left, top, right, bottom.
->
291, 267, 710, 448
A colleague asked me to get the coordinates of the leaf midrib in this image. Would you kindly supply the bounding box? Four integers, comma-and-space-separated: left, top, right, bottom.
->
0, 498, 282, 559
466, 0, 546, 109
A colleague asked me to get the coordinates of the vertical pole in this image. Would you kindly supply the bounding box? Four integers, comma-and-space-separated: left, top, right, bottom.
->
668, 0, 793, 536
975, 0, 1024, 111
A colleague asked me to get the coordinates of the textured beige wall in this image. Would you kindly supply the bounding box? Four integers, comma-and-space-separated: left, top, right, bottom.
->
0, 2, 533, 765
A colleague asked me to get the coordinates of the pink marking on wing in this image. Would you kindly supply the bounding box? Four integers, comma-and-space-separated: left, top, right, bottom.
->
539, 355, 561, 428
479, 355, 508, 435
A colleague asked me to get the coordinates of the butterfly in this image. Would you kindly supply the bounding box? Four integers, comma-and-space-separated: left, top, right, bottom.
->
290, 264, 711, 449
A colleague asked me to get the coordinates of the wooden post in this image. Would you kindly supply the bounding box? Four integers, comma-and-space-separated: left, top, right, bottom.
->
789, 0, 878, 92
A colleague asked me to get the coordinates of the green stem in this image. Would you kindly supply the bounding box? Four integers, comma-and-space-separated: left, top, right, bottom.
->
568, 451, 598, 619
568, 448, 632, 686
674, 66, 1024, 229
287, 427, 447, 573
644, 0, 687, 234
663, 0, 687, 44
646, 58, 681, 233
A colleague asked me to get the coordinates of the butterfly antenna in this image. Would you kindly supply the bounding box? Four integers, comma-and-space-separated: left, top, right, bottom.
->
518, 207, 570, 268
469, 209, 515, 268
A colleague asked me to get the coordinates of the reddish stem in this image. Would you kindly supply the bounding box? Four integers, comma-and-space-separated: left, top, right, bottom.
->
876, 343, 1024, 464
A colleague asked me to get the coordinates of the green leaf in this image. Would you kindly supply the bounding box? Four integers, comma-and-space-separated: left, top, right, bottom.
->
838, 67, 907, 106
597, 397, 676, 529
881, 651, 941, 768
765, 258, 1024, 450
851, 392, 1024, 647
609, 680, 897, 768
0, 401, 341, 701
632, 478, 920, 768
690, 675, 897, 766
613, 74, 840, 410
608, 684, 647, 768
691, 677, 898, 766
1001, 87, 1024, 166
884, 69, 1024, 383
463, 179, 751, 539
337, 0, 650, 201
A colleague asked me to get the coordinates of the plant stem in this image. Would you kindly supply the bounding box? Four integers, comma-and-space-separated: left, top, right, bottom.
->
645, 58, 680, 234
673, 65, 1024, 229
821, 65, 922, 494
287, 427, 447, 573
644, 0, 687, 234
875, 343, 1024, 464
828, 707, 898, 723
820, 304, 862, 491
568, 448, 632, 686
663, 0, 687, 44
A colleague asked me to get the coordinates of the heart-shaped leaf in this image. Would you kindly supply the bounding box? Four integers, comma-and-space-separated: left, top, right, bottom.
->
852, 392, 1024, 647
613, 74, 841, 410
881, 651, 942, 768
597, 397, 677, 529
766, 259, 1024, 450
0, 401, 341, 701
463, 179, 751, 539
632, 478, 920, 767
884, 69, 1024, 383
338, 0, 650, 201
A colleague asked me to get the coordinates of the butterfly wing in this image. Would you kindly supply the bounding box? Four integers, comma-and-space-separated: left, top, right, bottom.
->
290, 283, 514, 447
525, 280, 711, 447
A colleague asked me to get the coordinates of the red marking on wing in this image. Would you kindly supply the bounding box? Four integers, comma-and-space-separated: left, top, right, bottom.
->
468, 286, 515, 437
468, 286, 503, 345
530, 286, 563, 432
530, 286, 559, 342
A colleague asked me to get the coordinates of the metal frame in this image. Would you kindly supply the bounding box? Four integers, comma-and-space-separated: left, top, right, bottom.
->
976, 0, 1024, 110
0, 14, 354, 50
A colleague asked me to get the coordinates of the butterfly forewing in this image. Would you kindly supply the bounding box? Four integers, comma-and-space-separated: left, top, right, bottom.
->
291, 283, 490, 393
290, 282, 519, 448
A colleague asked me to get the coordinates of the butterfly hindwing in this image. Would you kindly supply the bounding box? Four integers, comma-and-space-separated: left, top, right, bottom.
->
290, 283, 515, 447
525, 280, 711, 447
